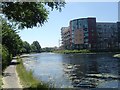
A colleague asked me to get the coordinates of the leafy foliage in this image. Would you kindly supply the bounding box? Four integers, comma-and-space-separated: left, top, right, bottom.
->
2, 1, 65, 29
1, 18, 41, 71
42, 47, 56, 52
2, 18, 23, 56
2, 2, 48, 29
44, 1, 65, 11
31, 41, 41, 53
21, 41, 42, 53
1, 45, 12, 70
21, 41, 31, 53
1, 17, 23, 70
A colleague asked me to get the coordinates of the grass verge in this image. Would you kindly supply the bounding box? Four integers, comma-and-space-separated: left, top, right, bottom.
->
53, 49, 91, 54
16, 57, 49, 89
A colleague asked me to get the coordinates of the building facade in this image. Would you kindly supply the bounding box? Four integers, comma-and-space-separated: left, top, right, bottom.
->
61, 27, 71, 49
69, 17, 97, 50
96, 22, 118, 51
61, 17, 119, 51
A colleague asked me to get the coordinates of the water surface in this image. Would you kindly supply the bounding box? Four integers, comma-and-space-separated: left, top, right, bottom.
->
22, 52, 120, 88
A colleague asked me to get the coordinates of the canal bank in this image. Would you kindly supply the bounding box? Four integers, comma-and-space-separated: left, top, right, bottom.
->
52, 50, 91, 54
16, 56, 49, 89
52, 50, 120, 54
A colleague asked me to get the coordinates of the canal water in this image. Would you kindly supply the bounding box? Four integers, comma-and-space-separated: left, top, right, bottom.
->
22, 52, 120, 88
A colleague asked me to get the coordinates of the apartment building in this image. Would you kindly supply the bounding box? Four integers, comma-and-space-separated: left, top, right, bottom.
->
61, 17, 119, 51
61, 27, 71, 49
69, 17, 97, 50
96, 22, 118, 51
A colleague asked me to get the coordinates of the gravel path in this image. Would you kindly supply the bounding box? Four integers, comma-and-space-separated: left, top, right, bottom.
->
2, 59, 22, 89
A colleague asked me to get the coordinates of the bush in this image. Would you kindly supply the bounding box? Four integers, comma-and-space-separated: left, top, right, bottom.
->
53, 49, 91, 54
2, 45, 12, 71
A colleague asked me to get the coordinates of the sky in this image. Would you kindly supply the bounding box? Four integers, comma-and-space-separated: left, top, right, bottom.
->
118, 1, 120, 22
18, 2, 118, 48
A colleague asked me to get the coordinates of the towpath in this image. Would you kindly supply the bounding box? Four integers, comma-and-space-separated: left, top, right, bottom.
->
2, 59, 22, 89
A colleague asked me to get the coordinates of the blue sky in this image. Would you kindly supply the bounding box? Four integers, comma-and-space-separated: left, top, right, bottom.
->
18, 2, 118, 48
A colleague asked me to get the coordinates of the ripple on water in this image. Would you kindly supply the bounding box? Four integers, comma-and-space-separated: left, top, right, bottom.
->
22, 53, 120, 88
97, 80, 120, 88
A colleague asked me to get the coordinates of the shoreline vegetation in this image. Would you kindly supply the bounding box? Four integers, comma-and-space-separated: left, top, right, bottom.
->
16, 56, 49, 89
52, 49, 120, 54
52, 50, 91, 54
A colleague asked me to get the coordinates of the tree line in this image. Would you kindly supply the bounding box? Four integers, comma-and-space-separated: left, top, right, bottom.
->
1, 17, 41, 70
22, 41, 41, 54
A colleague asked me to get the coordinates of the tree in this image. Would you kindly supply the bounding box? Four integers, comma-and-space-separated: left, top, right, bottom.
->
2, 1, 65, 29
2, 18, 23, 56
31, 44, 37, 53
1, 45, 12, 70
31, 41, 41, 53
21, 41, 31, 53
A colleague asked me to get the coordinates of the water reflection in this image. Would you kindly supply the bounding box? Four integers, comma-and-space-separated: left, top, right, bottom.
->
23, 52, 120, 88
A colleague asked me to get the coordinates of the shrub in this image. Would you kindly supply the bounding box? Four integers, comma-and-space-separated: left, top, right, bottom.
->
2, 45, 12, 71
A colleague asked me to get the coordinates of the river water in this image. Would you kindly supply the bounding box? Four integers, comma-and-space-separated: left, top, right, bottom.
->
22, 52, 120, 88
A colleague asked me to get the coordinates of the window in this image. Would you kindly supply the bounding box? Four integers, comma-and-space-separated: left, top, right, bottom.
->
91, 34, 94, 36
84, 39, 88, 42
91, 29, 94, 32
84, 33, 88, 37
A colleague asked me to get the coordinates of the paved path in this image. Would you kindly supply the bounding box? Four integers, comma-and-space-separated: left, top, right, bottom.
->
2, 59, 22, 89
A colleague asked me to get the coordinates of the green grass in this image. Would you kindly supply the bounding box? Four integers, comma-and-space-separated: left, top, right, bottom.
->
16, 57, 49, 89
53, 49, 91, 54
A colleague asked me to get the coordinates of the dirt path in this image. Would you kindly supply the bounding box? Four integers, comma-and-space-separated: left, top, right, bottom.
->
2, 59, 22, 89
